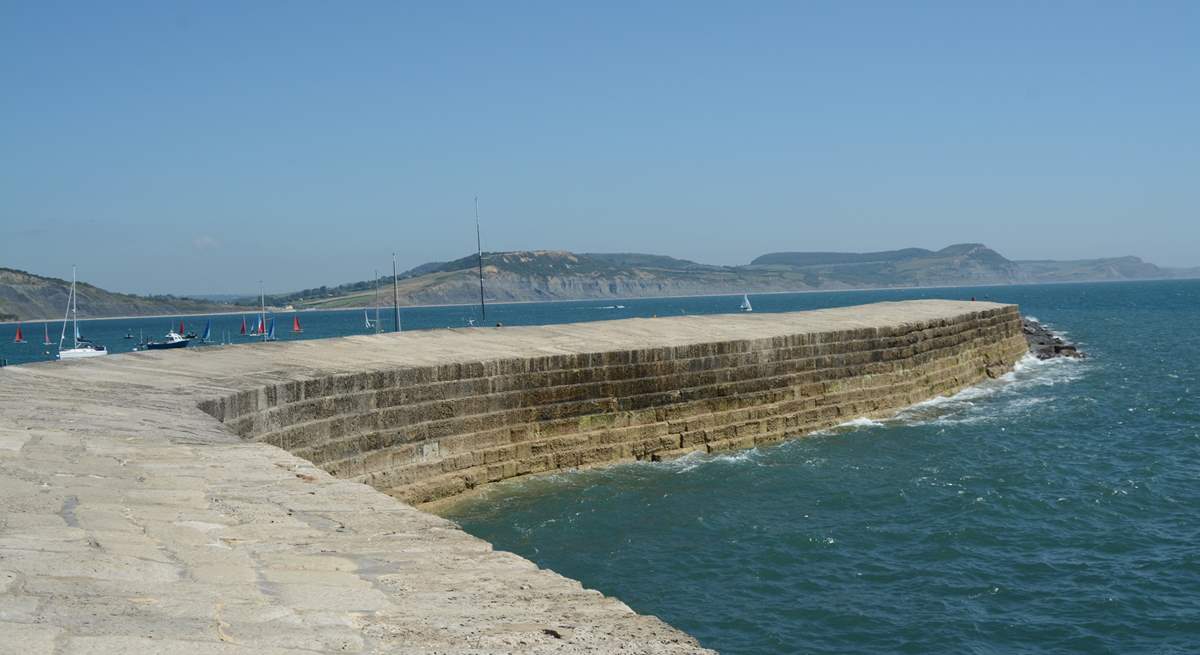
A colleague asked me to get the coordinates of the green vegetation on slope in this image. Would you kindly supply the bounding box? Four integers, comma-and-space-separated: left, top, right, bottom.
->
267, 244, 1195, 310
0, 267, 235, 322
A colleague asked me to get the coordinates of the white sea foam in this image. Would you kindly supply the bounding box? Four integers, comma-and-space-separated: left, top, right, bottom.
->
836, 417, 887, 429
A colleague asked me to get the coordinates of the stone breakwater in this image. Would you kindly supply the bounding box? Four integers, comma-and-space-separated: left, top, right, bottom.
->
0, 300, 1026, 653
202, 302, 1028, 506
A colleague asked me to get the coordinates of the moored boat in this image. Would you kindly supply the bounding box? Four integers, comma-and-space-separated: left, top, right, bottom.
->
57, 266, 108, 360
143, 331, 191, 350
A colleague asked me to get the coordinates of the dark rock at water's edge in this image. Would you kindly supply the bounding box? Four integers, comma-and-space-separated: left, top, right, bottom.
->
1023, 318, 1085, 359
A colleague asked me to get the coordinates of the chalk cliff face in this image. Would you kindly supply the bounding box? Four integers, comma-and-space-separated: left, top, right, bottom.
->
271, 244, 1195, 310
4, 245, 1194, 320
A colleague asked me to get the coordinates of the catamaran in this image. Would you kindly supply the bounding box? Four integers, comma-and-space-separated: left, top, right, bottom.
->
740, 294, 753, 312
57, 266, 108, 359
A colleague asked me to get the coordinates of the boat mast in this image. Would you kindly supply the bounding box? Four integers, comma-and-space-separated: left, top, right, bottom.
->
391, 253, 401, 333
58, 266, 74, 350
259, 281, 266, 342
374, 268, 381, 333
475, 196, 486, 322
72, 267, 80, 348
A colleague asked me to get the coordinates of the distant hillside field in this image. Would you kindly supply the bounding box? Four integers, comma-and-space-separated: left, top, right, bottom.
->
5, 245, 1193, 321
254, 244, 1196, 311
0, 268, 235, 322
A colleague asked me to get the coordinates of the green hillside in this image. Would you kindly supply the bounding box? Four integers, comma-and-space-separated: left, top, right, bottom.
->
0, 267, 235, 322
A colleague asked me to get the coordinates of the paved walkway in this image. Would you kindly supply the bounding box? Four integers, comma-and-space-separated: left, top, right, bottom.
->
0, 300, 1006, 654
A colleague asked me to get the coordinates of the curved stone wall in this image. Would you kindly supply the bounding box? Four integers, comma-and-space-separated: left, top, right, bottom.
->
198, 302, 1028, 506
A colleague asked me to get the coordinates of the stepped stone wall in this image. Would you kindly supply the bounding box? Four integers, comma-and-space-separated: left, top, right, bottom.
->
1, 300, 1028, 652
198, 301, 1028, 506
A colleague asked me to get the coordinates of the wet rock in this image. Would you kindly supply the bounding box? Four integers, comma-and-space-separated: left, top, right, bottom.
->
1023, 317, 1085, 360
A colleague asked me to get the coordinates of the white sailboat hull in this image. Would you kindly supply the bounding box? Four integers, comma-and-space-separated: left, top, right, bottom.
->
58, 347, 107, 360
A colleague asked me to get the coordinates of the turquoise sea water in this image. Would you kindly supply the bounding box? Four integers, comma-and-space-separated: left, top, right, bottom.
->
437, 280, 1200, 654
4, 281, 1197, 652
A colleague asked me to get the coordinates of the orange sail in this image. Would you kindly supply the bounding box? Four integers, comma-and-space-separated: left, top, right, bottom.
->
14, 326, 25, 343
292, 316, 302, 333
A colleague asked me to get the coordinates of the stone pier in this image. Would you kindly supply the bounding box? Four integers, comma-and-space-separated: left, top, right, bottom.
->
0, 300, 1027, 653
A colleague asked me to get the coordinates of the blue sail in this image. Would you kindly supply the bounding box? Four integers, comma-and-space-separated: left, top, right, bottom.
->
267, 318, 276, 341
201, 320, 212, 342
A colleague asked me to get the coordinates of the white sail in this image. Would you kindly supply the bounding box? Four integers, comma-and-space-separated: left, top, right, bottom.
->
740, 294, 753, 312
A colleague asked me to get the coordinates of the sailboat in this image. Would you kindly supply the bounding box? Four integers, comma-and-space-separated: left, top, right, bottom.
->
240, 315, 248, 336
266, 318, 277, 341
255, 282, 269, 341
58, 267, 108, 359
740, 294, 753, 312
200, 320, 212, 343
42, 323, 52, 346
292, 316, 302, 333
13, 326, 25, 344
364, 269, 382, 332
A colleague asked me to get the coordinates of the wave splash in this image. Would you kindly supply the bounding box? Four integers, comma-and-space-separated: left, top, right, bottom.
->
651, 351, 1088, 475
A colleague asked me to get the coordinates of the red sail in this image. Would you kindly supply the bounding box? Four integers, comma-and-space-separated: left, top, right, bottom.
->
179, 320, 185, 334
292, 316, 302, 332
43, 323, 51, 345
14, 326, 24, 343
240, 317, 247, 335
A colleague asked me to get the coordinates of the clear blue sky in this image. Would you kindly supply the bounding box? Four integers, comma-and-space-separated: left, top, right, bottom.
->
2, 1, 1197, 295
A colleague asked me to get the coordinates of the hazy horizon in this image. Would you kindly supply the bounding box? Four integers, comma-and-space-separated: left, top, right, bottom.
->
3, 3, 1197, 295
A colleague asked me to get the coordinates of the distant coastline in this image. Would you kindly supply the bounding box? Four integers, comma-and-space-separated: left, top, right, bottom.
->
3, 275, 1195, 326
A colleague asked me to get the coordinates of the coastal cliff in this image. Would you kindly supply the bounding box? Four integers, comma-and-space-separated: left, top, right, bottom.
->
261, 245, 1199, 311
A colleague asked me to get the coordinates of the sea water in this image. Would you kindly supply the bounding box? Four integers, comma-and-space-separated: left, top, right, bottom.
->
438, 280, 1200, 654
4, 280, 1198, 652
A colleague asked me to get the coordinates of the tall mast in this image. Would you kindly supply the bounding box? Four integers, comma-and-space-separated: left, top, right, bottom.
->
71, 266, 80, 348
475, 196, 486, 322
259, 281, 266, 342
59, 266, 74, 350
374, 268, 381, 333
392, 253, 401, 333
